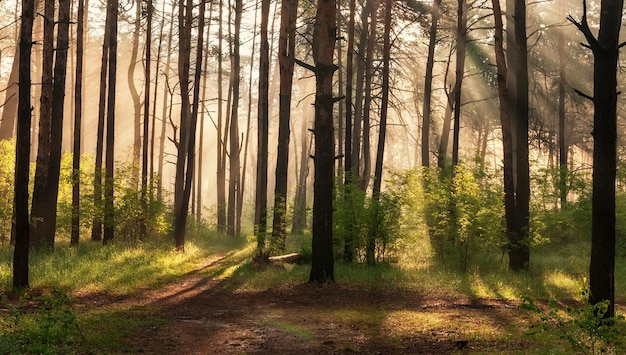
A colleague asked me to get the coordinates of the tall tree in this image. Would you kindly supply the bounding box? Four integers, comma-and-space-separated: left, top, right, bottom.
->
72, 0, 86, 246
367, 0, 392, 265
29, 0, 55, 249
13, 0, 35, 290
91, 0, 112, 242
216, 0, 227, 234
308, 0, 337, 283
255, 0, 270, 255
569, 0, 623, 319
227, 0, 242, 237
128, 0, 142, 169
103, 0, 119, 245
503, 0, 530, 271
140, 0, 154, 240
451, 0, 467, 167
421, 0, 442, 167
342, 0, 356, 262
30, 0, 71, 249
271, 0, 299, 253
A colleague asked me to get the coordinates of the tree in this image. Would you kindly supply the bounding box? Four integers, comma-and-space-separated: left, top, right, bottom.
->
72, 0, 86, 246
128, 0, 142, 171
421, 0, 443, 167
271, 0, 299, 253
505, 0, 530, 271
450, 0, 467, 167
13, 0, 36, 290
140, 0, 154, 240
30, 0, 71, 249
103, 0, 119, 245
216, 0, 227, 234
569, 0, 623, 319
227, 0, 242, 238
308, 0, 337, 283
255, 0, 270, 255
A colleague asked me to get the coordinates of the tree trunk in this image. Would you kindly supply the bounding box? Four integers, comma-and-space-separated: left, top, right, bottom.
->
570, 0, 623, 319
227, 0, 242, 238
271, 0, 299, 253
128, 2, 142, 171
92, 1, 112, 242
13, 0, 35, 290
367, 0, 392, 265
292, 123, 312, 235
421, 0, 442, 167
103, 0, 118, 245
71, 0, 86, 246
157, 4, 175, 202
309, 0, 337, 284
30, 0, 55, 249
491, 0, 517, 273
140, 0, 153, 240
558, 20, 568, 207
216, 0, 227, 234
255, 0, 270, 254
343, 0, 356, 262
360, 0, 378, 192
451, 0, 467, 167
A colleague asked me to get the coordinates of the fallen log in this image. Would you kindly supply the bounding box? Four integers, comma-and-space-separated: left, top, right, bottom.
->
268, 253, 302, 264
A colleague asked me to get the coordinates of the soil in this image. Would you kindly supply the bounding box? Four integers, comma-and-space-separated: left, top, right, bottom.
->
75, 255, 534, 354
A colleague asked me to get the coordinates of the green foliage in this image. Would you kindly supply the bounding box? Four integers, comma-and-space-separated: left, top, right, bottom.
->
334, 174, 404, 264
422, 164, 505, 270
0, 139, 16, 244
521, 285, 626, 354
0, 289, 83, 354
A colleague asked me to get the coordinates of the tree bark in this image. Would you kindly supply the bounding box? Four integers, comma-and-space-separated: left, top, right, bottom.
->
451, 0, 467, 167
140, 0, 153, 240
271, 0, 299, 253
128, 2, 142, 171
343, 0, 356, 262
309, 0, 337, 284
421, 0, 442, 167
13, 0, 35, 290
71, 0, 86, 246
216, 0, 227, 234
227, 0, 242, 238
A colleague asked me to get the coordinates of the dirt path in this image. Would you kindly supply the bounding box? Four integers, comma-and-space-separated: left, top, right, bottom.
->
80, 255, 532, 354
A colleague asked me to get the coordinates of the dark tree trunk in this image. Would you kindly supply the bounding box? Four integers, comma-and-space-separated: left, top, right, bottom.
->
255, 0, 270, 254
157, 4, 175, 202
30, 0, 55, 249
292, 125, 312, 235
216, 0, 227, 234
71, 0, 86, 246
140, 0, 153, 240
227, 0, 242, 238
271, 0, 299, 253
367, 0, 392, 265
569, 0, 623, 319
13, 0, 35, 290
309, 0, 337, 284
103, 0, 119, 245
31, 0, 71, 249
451, 0, 467, 167
492, 0, 517, 269
343, 0, 356, 262
558, 24, 568, 207
421, 0, 442, 167
128, 2, 142, 171
92, 2, 112, 242
509, 0, 530, 271
360, 0, 378, 192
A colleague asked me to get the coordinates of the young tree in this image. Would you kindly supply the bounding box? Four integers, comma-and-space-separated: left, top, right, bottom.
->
216, 0, 227, 234
13, 0, 36, 290
227, 0, 242, 237
569, 0, 623, 319
451, 0, 467, 167
271, 0, 299, 253
308, 0, 337, 283
140, 0, 154, 240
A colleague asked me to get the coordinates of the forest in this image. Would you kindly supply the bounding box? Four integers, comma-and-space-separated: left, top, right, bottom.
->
0, 0, 625, 353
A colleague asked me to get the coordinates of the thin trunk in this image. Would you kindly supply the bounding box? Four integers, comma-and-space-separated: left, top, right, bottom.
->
343, 0, 356, 262
128, 2, 142, 170
71, 0, 86, 246
451, 0, 467, 167
360, 0, 378, 191
351, 0, 370, 182
558, 24, 568, 207
140, 0, 153, 240
150, 0, 167, 195
421, 0, 443, 167
227, 0, 242, 238
103, 0, 118, 245
216, 0, 227, 234
255, 0, 270, 254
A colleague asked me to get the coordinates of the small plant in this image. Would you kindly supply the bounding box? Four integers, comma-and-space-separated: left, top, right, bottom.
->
521, 286, 625, 354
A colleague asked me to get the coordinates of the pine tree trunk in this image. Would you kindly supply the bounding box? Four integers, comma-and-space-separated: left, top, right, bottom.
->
227, 0, 242, 238
140, 0, 153, 240
421, 0, 442, 167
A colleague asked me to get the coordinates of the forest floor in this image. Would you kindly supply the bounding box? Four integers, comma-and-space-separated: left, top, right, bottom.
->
73, 253, 544, 354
